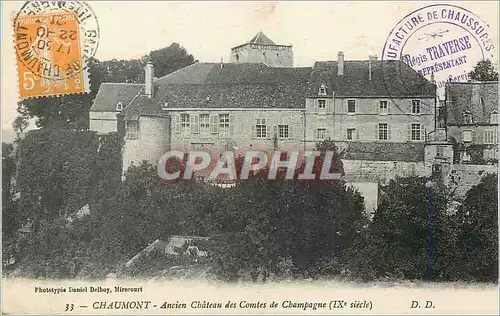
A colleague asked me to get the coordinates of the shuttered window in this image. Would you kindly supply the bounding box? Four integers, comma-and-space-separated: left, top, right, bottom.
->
411, 124, 421, 141
200, 114, 210, 134
317, 128, 326, 140
411, 100, 421, 114
126, 121, 138, 140
190, 114, 199, 134
180, 114, 190, 136
462, 130, 472, 142
318, 99, 326, 114
347, 100, 356, 114
377, 123, 390, 141
256, 118, 267, 138
219, 114, 230, 135
379, 101, 388, 114
209, 114, 219, 134
484, 130, 497, 144
347, 128, 356, 140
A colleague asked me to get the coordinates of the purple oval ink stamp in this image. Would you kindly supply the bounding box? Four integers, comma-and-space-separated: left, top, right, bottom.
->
382, 4, 495, 98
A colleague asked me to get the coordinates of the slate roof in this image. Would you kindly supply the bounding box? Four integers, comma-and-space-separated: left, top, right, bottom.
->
308, 60, 435, 97
343, 142, 425, 162
150, 63, 312, 109
155, 63, 216, 85
90, 83, 143, 112
445, 82, 499, 125
249, 31, 276, 45
122, 95, 163, 121
92, 59, 435, 115
154, 83, 307, 109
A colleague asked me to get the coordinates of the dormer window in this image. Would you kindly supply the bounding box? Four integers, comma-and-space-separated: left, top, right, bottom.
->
116, 102, 123, 112
318, 84, 327, 96
462, 110, 472, 124
490, 110, 498, 124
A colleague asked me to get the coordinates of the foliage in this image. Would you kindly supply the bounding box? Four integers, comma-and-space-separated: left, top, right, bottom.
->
209, 142, 364, 281
148, 43, 195, 78
12, 216, 93, 278
12, 116, 29, 136
16, 43, 195, 129
357, 177, 453, 280
468, 59, 499, 82
2, 143, 19, 240
7, 129, 499, 283
466, 144, 487, 165
345, 174, 498, 283
16, 130, 99, 224
451, 173, 498, 282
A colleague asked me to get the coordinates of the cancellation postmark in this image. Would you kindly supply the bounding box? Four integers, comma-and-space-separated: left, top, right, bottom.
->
381, 3, 495, 98
13, 1, 100, 99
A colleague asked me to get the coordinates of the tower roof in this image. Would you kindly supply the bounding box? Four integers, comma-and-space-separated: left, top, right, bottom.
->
249, 31, 276, 45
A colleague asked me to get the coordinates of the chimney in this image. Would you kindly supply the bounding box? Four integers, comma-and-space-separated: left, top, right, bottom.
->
368, 55, 377, 81
220, 57, 223, 69
472, 84, 480, 105
337, 51, 344, 76
145, 62, 154, 98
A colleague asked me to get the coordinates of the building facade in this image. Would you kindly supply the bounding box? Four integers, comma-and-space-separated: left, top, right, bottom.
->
444, 81, 498, 164
89, 33, 437, 178
230, 32, 293, 68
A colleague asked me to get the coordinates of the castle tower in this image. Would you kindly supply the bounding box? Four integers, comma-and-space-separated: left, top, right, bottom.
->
230, 31, 293, 67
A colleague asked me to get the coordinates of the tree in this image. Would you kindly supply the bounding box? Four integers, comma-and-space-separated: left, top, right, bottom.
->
12, 116, 29, 136
16, 43, 195, 129
209, 142, 366, 281
451, 173, 498, 282
149, 43, 195, 78
468, 59, 498, 82
2, 142, 19, 240
348, 176, 455, 281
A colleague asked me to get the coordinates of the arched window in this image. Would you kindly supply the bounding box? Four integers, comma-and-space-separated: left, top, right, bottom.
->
116, 102, 123, 112
462, 110, 472, 124
490, 110, 498, 124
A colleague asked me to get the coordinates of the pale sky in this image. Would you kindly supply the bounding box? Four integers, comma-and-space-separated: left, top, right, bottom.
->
1, 1, 498, 130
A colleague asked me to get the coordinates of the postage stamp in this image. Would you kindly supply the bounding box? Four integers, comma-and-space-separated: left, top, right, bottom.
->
14, 11, 87, 98
12, 0, 100, 99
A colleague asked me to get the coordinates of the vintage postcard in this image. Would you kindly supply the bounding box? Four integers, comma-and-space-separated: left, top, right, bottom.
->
1, 1, 499, 315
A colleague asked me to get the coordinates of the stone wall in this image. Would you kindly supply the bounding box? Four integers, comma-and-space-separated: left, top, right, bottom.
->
231, 44, 293, 67
342, 159, 428, 184
122, 116, 170, 173
443, 164, 498, 198
89, 111, 118, 134
304, 97, 435, 147
168, 109, 304, 154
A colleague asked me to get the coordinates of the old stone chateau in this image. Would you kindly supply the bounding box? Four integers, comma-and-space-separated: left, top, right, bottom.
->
89, 32, 498, 208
